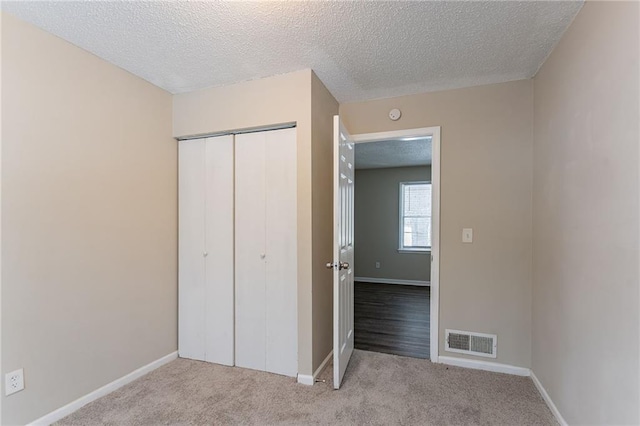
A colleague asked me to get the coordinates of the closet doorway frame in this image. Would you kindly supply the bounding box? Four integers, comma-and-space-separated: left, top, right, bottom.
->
351, 126, 441, 363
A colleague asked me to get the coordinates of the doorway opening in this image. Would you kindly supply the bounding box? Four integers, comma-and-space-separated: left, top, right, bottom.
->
351, 127, 440, 362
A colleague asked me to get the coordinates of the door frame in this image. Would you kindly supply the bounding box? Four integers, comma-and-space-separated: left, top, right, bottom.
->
351, 126, 441, 363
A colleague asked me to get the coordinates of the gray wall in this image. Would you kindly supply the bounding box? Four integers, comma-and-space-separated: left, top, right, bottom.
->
355, 166, 431, 281
532, 1, 639, 424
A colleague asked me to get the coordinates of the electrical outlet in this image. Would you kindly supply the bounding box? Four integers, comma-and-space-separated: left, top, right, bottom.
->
5, 368, 24, 396
375, 261, 381, 269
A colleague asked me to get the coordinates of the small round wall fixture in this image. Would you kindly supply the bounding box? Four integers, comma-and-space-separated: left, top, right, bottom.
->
389, 108, 402, 121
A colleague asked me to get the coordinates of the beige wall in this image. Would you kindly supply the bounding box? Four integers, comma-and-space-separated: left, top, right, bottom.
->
355, 166, 431, 281
341, 80, 534, 368
310, 73, 338, 372
1, 13, 177, 425
532, 2, 639, 424
173, 69, 317, 376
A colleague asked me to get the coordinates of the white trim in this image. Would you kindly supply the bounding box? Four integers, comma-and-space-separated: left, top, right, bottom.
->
398, 181, 432, 252
351, 127, 436, 144
355, 277, 430, 287
531, 371, 568, 426
296, 374, 314, 385
297, 350, 333, 386
28, 351, 178, 426
314, 349, 333, 379
430, 127, 440, 363
438, 355, 530, 377
352, 126, 441, 364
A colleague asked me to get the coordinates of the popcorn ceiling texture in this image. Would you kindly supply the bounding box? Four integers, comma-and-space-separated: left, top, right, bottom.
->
355, 138, 432, 170
2, 1, 582, 102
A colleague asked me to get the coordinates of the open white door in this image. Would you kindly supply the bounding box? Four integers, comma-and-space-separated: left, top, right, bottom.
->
328, 115, 355, 389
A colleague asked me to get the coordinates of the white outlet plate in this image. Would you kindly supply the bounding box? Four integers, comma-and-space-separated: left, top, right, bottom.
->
5, 368, 25, 396
375, 262, 381, 269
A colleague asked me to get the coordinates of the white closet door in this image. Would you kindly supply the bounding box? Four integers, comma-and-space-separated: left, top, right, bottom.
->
178, 139, 206, 361
264, 128, 297, 377
204, 135, 234, 365
235, 132, 267, 372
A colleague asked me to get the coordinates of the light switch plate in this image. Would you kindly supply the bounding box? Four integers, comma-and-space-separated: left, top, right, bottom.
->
462, 228, 473, 243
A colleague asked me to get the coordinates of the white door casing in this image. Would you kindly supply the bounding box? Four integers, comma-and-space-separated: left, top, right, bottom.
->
350, 126, 441, 363
332, 116, 355, 389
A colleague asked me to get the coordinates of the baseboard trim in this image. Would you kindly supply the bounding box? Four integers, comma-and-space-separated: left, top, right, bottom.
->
314, 350, 333, 381
355, 277, 430, 286
296, 373, 314, 385
28, 351, 178, 426
297, 350, 333, 386
438, 355, 530, 377
531, 371, 568, 426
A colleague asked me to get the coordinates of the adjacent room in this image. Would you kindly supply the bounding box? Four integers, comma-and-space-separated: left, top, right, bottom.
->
1, 1, 638, 425
353, 137, 433, 359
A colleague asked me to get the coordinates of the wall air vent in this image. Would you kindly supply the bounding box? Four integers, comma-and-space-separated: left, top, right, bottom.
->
445, 329, 497, 358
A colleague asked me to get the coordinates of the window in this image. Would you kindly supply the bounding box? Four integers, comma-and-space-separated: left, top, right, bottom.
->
399, 182, 431, 251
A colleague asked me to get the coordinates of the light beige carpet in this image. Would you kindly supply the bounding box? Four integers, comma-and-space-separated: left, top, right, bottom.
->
57, 350, 555, 425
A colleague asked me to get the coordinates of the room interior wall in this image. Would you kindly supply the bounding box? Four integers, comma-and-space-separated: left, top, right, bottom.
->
1, 13, 177, 425
354, 166, 431, 282
531, 1, 639, 424
340, 80, 534, 368
172, 69, 316, 377
310, 72, 339, 373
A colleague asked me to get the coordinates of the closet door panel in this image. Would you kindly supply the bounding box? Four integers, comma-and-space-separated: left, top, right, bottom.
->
178, 139, 206, 361
264, 128, 298, 377
235, 132, 267, 372
204, 135, 235, 366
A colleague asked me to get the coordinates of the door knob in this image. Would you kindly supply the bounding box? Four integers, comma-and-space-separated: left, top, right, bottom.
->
326, 261, 349, 270
260, 253, 266, 259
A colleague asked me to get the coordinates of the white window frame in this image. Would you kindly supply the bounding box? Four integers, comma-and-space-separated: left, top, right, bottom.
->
398, 181, 432, 253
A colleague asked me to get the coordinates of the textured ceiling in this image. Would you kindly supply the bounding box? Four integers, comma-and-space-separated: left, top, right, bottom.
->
2, 1, 582, 102
355, 138, 432, 170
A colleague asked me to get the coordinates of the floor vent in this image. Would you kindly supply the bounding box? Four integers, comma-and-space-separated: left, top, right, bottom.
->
445, 329, 497, 358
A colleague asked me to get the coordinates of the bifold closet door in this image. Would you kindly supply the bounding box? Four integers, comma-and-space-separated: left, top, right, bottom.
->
235, 128, 298, 377
179, 135, 234, 365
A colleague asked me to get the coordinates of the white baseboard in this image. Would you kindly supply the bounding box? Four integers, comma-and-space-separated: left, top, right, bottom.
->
297, 373, 314, 385
438, 355, 530, 377
531, 371, 568, 426
355, 277, 430, 286
28, 351, 178, 426
314, 350, 333, 381
297, 350, 333, 386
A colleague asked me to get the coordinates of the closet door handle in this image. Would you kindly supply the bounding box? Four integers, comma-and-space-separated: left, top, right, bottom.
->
260, 253, 266, 259
203, 252, 208, 257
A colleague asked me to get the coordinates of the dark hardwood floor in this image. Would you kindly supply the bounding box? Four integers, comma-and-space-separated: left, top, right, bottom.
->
354, 282, 430, 359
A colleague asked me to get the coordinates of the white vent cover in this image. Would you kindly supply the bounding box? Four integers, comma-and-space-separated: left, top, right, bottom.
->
445, 329, 497, 358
